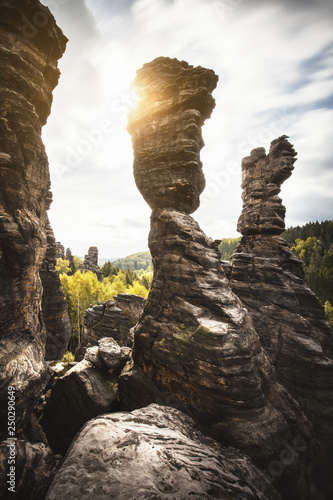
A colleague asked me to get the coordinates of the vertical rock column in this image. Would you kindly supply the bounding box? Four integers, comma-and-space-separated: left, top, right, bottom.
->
79, 246, 103, 282
0, 0, 67, 438
229, 136, 333, 493
65, 247, 75, 274
124, 58, 310, 472
40, 218, 71, 361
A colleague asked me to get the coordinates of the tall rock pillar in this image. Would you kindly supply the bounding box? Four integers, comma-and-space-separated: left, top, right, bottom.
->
229, 136, 333, 496
0, 0, 67, 438
123, 59, 311, 490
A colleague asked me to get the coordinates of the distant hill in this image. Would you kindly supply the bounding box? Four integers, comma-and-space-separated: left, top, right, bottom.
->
112, 251, 152, 271
98, 257, 120, 267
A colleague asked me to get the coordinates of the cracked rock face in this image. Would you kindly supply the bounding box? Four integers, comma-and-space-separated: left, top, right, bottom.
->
46, 404, 283, 500
0, 2, 67, 498
123, 58, 312, 494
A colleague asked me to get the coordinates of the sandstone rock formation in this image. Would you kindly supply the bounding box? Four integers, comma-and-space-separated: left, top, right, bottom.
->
40, 359, 119, 455
76, 293, 145, 360
55, 241, 65, 260
236, 136, 296, 235
55, 243, 75, 273
0, 0, 67, 439
78, 246, 103, 281
0, 439, 61, 500
46, 404, 283, 500
40, 219, 71, 361
83, 337, 131, 374
123, 57, 314, 498
41, 337, 131, 456
65, 247, 75, 274
228, 136, 333, 496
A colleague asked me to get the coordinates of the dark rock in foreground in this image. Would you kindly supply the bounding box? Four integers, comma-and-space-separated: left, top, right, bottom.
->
41, 337, 131, 455
40, 358, 119, 456
46, 404, 282, 500
0, 440, 61, 500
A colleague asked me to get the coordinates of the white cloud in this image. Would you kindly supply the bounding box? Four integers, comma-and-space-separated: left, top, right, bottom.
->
43, 0, 333, 257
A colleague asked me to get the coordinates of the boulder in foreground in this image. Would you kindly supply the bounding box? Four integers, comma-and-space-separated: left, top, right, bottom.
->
46, 404, 282, 500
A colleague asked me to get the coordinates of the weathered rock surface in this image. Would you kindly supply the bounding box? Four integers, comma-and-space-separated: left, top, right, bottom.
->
78, 246, 103, 281
120, 209, 311, 469
84, 337, 131, 373
40, 356, 120, 455
40, 219, 71, 361
76, 293, 145, 360
127, 57, 218, 214
0, 337, 51, 442
0, 440, 61, 500
124, 57, 314, 499
228, 136, 333, 496
0, 0, 67, 438
46, 404, 282, 500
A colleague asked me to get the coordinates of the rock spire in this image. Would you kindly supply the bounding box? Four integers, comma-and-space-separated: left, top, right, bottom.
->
228, 136, 333, 495
237, 135, 297, 235
123, 58, 311, 494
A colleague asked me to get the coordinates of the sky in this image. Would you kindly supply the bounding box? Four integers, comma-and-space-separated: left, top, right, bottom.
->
41, 0, 333, 259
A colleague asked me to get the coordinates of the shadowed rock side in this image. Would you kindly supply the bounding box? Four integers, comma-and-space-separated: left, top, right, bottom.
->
123, 58, 313, 497
0, 440, 61, 500
0, 0, 67, 439
46, 404, 283, 500
75, 293, 145, 360
228, 136, 333, 496
40, 219, 71, 361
